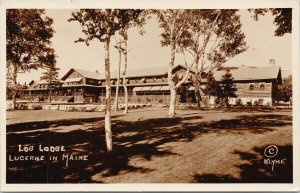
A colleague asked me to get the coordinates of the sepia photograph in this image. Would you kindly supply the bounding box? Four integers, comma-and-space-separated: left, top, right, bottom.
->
1, 0, 299, 191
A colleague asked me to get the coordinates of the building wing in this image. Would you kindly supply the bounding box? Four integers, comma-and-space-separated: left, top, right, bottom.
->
61, 64, 192, 81
213, 66, 282, 83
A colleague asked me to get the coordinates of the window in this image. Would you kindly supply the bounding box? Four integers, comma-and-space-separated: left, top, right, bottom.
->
249, 84, 255, 91
260, 84, 265, 91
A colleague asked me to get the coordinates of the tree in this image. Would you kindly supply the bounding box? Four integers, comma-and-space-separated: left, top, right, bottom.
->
6, 9, 55, 109
218, 70, 237, 107
117, 11, 147, 114
249, 8, 292, 36
156, 10, 193, 117
113, 10, 146, 113
277, 75, 292, 102
113, 41, 122, 112
40, 55, 60, 103
202, 72, 220, 98
181, 10, 247, 109
68, 9, 143, 152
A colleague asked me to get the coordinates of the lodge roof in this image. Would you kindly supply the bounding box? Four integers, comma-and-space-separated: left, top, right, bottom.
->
62, 64, 192, 80
212, 66, 282, 82
109, 66, 169, 79
72, 68, 101, 80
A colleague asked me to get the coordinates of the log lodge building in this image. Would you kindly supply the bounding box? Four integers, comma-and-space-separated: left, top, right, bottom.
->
19, 65, 282, 106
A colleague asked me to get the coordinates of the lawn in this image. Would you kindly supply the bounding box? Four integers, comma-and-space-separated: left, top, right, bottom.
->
6, 107, 293, 183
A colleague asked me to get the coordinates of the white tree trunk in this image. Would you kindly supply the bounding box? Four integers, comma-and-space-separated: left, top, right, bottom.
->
195, 71, 202, 110
104, 36, 113, 152
168, 88, 176, 117
114, 44, 121, 112
123, 36, 128, 114
167, 38, 176, 117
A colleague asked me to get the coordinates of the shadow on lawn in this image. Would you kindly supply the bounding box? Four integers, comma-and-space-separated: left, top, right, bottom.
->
194, 144, 293, 183
6, 113, 292, 183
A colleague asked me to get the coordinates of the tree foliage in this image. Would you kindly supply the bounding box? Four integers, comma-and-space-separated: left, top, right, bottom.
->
40, 58, 60, 102
40, 59, 59, 85
6, 9, 55, 108
7, 9, 55, 71
183, 10, 247, 67
250, 8, 292, 36
202, 72, 221, 97
277, 75, 292, 102
68, 9, 143, 45
156, 9, 246, 113
115, 10, 147, 114
218, 70, 237, 106
178, 9, 247, 109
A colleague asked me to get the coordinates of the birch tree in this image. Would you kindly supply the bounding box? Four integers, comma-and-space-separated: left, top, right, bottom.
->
156, 10, 193, 117
183, 9, 247, 109
114, 10, 146, 114
113, 41, 122, 112
68, 9, 142, 152
6, 9, 55, 109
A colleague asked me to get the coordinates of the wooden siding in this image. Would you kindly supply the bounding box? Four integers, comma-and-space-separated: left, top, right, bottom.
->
235, 82, 272, 98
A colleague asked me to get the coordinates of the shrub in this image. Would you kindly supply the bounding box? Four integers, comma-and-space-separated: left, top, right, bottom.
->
31, 104, 42, 110
258, 99, 264, 106
85, 106, 95, 112
66, 106, 75, 112
15, 103, 28, 110
236, 98, 243, 106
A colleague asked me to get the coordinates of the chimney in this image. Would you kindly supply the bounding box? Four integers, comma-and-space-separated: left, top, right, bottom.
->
270, 59, 275, 66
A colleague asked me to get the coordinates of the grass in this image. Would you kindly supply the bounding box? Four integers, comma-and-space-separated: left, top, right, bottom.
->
6, 107, 293, 183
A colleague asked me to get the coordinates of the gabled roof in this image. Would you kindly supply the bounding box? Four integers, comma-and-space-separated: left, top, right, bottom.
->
61, 64, 193, 81
61, 68, 101, 80
212, 66, 282, 82
103, 64, 194, 79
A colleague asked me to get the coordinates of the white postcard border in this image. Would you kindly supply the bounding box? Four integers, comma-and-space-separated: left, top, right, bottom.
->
1, 0, 299, 191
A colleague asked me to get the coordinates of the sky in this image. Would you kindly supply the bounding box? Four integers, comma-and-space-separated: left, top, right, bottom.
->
17, 9, 292, 84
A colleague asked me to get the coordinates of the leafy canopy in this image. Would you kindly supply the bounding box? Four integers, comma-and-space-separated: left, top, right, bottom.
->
183, 9, 248, 70
250, 8, 292, 36
40, 62, 60, 86
277, 75, 292, 102
218, 70, 237, 99
68, 9, 143, 45
6, 9, 55, 72
202, 72, 220, 97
